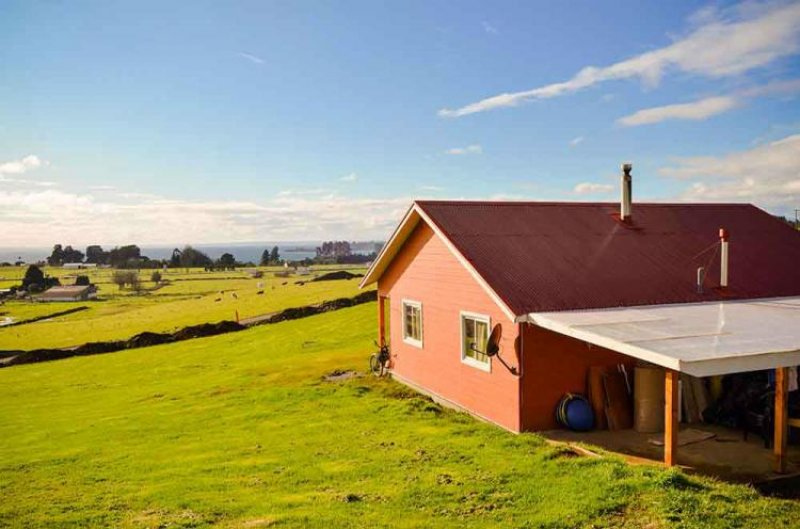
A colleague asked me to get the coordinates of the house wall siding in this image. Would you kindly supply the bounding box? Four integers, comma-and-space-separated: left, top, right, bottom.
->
378, 222, 521, 432
520, 323, 635, 431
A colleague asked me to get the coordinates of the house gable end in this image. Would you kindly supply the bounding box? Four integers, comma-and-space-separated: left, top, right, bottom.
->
361, 202, 517, 321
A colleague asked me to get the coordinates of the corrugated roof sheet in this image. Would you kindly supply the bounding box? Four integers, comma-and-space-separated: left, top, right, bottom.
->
529, 297, 800, 376
40, 285, 91, 297
416, 201, 800, 315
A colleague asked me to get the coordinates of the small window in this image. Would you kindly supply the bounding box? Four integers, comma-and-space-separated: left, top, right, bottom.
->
402, 300, 423, 348
461, 312, 490, 371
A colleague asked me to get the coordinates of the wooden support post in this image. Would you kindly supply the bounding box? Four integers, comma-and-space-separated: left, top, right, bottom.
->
664, 369, 679, 467
775, 366, 789, 474
377, 295, 386, 346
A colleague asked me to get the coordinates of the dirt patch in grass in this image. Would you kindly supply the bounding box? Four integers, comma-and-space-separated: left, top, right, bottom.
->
241, 518, 278, 528
546, 446, 584, 459
323, 369, 361, 382
2, 305, 89, 327
311, 270, 363, 282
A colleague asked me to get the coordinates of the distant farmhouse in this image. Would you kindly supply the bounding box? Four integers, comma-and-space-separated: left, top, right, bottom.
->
62, 263, 97, 270
39, 285, 97, 302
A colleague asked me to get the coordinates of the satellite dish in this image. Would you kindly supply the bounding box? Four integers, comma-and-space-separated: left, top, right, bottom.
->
486, 324, 502, 357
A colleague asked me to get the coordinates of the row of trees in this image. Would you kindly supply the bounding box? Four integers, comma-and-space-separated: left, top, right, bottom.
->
260, 246, 281, 266
43, 242, 375, 270
45, 244, 247, 270
47, 245, 85, 265
48, 244, 146, 268
111, 270, 163, 292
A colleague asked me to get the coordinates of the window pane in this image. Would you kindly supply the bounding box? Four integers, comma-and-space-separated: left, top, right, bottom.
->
462, 316, 489, 364
404, 303, 422, 343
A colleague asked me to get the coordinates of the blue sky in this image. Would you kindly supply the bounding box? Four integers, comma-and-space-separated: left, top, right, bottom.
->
1, 0, 799, 246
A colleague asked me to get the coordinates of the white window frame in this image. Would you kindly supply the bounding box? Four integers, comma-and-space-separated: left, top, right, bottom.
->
460, 311, 491, 372
401, 299, 423, 348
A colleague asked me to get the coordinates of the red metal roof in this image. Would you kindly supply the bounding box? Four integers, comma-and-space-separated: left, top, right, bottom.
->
415, 200, 800, 315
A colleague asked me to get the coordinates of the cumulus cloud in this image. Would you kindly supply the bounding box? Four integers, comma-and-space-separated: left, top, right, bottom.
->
0, 189, 412, 247
340, 172, 358, 182
482, 21, 498, 34
0, 155, 46, 175
618, 96, 739, 126
660, 133, 800, 208
0, 154, 55, 187
573, 182, 614, 195
445, 144, 482, 155
439, 2, 800, 117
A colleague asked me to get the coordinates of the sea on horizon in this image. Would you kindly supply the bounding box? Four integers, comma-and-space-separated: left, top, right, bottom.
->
0, 242, 379, 265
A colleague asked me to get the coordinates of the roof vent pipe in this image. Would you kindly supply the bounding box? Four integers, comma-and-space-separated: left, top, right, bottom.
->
719, 228, 729, 288
697, 267, 705, 294
620, 163, 633, 222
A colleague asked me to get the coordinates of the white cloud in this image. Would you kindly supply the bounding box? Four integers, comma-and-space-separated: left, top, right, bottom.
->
0, 155, 46, 175
439, 2, 800, 117
617, 96, 739, 126
0, 189, 413, 247
617, 78, 800, 126
445, 144, 483, 155
418, 185, 444, 192
277, 188, 330, 197
0, 154, 55, 187
573, 182, 614, 195
238, 52, 265, 65
482, 21, 498, 34
660, 133, 800, 208
569, 136, 584, 147
89, 185, 116, 191
339, 172, 358, 182
740, 77, 800, 98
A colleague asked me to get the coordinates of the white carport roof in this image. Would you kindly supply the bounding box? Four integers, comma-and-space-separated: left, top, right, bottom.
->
527, 296, 800, 377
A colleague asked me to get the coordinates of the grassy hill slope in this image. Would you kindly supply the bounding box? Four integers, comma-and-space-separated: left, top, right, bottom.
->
1, 303, 798, 528
0, 267, 366, 350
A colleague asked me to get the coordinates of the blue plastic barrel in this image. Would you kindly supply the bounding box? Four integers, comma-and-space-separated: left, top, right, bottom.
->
556, 393, 595, 432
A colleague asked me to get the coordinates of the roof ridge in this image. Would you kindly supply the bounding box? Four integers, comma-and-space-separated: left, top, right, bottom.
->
415, 200, 754, 208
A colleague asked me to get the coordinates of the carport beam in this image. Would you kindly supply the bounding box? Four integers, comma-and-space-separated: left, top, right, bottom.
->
775, 367, 789, 474
377, 295, 387, 346
664, 369, 679, 467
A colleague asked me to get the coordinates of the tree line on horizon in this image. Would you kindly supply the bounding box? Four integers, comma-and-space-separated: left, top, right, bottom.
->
22, 241, 381, 270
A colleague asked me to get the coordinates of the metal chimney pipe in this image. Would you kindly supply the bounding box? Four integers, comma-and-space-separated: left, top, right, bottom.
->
719, 228, 729, 288
620, 163, 633, 222
697, 267, 705, 294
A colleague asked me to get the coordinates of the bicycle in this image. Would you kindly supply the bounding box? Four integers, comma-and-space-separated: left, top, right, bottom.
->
369, 340, 390, 376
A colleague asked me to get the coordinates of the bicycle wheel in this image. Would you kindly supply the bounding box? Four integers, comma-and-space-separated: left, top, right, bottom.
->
369, 354, 382, 375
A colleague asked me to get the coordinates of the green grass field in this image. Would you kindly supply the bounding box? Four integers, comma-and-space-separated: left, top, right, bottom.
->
1, 303, 798, 528
0, 266, 368, 350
